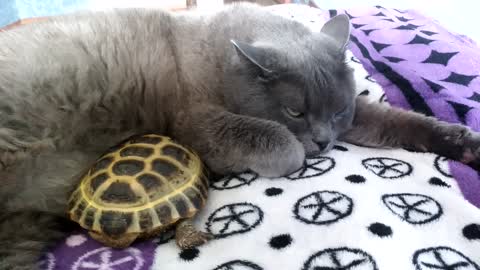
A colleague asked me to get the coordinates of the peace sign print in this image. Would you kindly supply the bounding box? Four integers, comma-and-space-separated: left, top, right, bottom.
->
350, 56, 362, 64
382, 193, 443, 224
294, 191, 353, 225
379, 93, 388, 103
362, 157, 412, 179
413, 246, 480, 270
287, 156, 335, 180
211, 172, 259, 190
213, 260, 263, 270
72, 247, 144, 270
434, 156, 452, 178
206, 202, 263, 239
365, 75, 377, 83
302, 247, 378, 270
38, 253, 55, 270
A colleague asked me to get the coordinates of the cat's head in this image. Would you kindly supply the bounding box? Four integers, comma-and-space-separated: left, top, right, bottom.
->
225, 14, 355, 156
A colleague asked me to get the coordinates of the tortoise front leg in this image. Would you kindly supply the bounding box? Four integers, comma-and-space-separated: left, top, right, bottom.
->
175, 219, 213, 249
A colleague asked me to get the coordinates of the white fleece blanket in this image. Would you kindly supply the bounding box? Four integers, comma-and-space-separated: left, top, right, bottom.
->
147, 5, 480, 270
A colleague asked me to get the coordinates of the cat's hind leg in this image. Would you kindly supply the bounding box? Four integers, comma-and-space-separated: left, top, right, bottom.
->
0, 211, 76, 270
0, 149, 101, 270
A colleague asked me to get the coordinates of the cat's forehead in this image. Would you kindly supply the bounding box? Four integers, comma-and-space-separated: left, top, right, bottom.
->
275, 69, 351, 100
276, 49, 355, 111
281, 35, 348, 75
309, 39, 347, 72
282, 47, 351, 92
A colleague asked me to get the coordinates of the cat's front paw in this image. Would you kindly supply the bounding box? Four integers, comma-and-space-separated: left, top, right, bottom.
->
437, 123, 480, 171
459, 131, 480, 170
250, 131, 305, 178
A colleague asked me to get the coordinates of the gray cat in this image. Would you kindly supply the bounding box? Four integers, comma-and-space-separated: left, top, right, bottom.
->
0, 3, 479, 269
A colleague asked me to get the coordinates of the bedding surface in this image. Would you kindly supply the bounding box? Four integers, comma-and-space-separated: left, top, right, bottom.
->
36, 4, 480, 270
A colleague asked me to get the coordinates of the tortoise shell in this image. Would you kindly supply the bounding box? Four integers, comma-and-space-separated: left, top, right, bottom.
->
67, 134, 209, 238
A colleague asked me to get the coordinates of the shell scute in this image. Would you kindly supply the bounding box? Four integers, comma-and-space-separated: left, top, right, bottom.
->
68, 134, 207, 237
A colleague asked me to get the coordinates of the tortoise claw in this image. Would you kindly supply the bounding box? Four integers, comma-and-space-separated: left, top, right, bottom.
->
175, 220, 214, 249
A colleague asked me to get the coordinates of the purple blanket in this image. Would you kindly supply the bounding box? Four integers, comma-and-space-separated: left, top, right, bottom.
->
41, 5, 480, 270
334, 6, 480, 208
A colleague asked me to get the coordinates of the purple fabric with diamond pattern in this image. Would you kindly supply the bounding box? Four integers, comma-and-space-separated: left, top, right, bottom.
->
334, 6, 480, 208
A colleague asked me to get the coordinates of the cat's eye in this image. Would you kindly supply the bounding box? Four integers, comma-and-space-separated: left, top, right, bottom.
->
334, 107, 348, 120
284, 107, 304, 118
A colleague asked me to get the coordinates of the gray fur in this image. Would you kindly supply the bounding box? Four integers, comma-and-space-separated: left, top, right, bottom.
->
0, 3, 480, 269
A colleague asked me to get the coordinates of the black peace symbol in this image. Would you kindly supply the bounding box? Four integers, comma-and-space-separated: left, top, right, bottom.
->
413, 246, 480, 270
211, 171, 259, 190
302, 247, 378, 270
365, 75, 377, 83
351, 56, 362, 64
294, 191, 353, 225
213, 260, 263, 270
206, 203, 263, 239
287, 156, 335, 180
434, 156, 452, 178
382, 193, 443, 224
362, 157, 413, 179
379, 93, 388, 103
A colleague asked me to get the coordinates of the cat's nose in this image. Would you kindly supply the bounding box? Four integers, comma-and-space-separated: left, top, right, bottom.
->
314, 140, 330, 151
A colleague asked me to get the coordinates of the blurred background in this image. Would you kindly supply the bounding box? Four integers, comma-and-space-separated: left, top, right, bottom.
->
1, 0, 478, 42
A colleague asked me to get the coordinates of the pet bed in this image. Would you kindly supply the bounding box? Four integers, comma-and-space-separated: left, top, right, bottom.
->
27, 3, 480, 270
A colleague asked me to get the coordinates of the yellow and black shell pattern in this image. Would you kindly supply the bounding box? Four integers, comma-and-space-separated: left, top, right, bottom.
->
67, 134, 209, 237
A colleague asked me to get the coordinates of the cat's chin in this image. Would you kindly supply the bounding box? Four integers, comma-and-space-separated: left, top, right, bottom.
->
304, 141, 335, 158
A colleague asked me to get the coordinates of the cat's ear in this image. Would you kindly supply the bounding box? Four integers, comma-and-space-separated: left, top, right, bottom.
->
320, 14, 351, 49
230, 40, 276, 81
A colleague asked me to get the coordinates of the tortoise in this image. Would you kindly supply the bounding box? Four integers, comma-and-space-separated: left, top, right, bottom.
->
67, 134, 212, 249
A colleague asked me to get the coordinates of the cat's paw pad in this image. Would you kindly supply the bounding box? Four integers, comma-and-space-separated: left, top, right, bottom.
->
461, 131, 480, 169
439, 124, 470, 145
431, 123, 480, 171
442, 124, 480, 170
